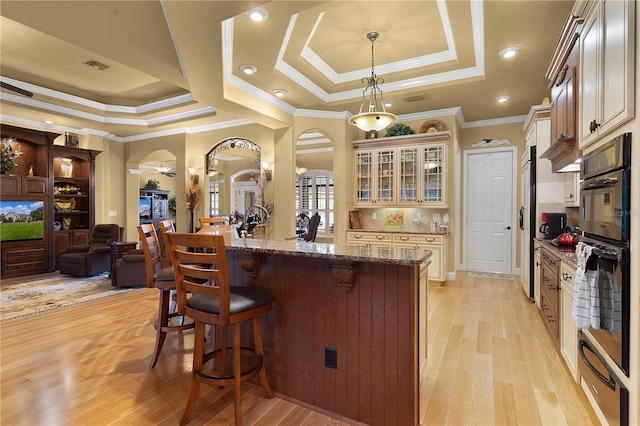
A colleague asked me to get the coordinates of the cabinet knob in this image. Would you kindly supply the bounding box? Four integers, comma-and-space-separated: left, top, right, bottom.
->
589, 119, 601, 133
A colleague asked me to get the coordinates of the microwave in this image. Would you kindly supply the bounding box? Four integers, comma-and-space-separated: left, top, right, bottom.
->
580, 133, 631, 243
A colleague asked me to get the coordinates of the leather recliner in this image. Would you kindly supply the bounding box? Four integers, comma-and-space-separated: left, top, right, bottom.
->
111, 249, 147, 287
58, 224, 120, 277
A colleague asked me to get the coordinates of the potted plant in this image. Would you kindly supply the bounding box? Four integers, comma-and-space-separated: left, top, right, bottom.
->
144, 178, 160, 190
384, 123, 415, 137
1, 137, 22, 174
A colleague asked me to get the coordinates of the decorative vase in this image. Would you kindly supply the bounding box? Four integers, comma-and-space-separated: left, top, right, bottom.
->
61, 217, 71, 230
61, 158, 73, 177
53, 221, 62, 231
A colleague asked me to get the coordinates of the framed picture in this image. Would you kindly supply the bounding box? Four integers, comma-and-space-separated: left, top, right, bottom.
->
349, 210, 363, 229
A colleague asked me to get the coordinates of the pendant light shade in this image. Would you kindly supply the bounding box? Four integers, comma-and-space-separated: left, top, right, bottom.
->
348, 32, 397, 132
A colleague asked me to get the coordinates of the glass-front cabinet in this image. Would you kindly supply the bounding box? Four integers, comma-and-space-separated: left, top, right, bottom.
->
354, 148, 396, 205
355, 150, 373, 204
354, 132, 449, 207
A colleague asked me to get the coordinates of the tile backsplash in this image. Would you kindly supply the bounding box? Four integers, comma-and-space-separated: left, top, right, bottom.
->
355, 207, 450, 233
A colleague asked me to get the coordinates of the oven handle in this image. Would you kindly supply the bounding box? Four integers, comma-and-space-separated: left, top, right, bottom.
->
591, 247, 619, 259
581, 176, 618, 190
578, 339, 617, 391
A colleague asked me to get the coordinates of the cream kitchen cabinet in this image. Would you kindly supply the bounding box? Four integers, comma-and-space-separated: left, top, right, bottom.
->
578, 0, 635, 149
564, 172, 580, 207
346, 230, 447, 284
533, 241, 542, 308
354, 148, 396, 206
397, 144, 447, 206
346, 231, 392, 248
560, 260, 580, 382
353, 132, 450, 208
393, 233, 445, 283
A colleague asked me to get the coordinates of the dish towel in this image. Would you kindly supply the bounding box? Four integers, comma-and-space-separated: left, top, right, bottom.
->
600, 270, 622, 333
573, 242, 599, 329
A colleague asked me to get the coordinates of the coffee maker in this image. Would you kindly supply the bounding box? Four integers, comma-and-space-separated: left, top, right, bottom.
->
539, 212, 567, 240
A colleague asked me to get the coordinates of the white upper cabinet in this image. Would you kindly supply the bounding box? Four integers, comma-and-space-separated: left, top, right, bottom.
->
353, 132, 450, 207
354, 148, 396, 206
578, 0, 635, 149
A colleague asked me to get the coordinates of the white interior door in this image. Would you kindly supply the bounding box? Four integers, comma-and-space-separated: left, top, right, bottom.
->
465, 149, 515, 274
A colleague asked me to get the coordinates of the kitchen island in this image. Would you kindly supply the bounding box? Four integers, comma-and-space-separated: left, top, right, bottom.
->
199, 226, 431, 425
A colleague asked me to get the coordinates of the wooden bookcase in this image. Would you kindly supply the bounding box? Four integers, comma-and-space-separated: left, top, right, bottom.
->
51, 145, 101, 267
0, 125, 101, 277
0, 125, 57, 277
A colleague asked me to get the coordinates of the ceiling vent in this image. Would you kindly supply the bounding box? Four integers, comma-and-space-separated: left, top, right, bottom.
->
403, 94, 427, 103
83, 60, 110, 71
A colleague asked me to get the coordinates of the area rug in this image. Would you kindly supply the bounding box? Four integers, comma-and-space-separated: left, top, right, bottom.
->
0, 273, 145, 323
468, 271, 514, 280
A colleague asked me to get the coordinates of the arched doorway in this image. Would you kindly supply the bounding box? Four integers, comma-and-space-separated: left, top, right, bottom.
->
295, 131, 334, 240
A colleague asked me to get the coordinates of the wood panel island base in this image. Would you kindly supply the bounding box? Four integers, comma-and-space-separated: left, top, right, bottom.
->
199, 227, 431, 425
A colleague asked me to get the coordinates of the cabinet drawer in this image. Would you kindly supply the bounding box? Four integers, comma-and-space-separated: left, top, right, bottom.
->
23, 176, 48, 194
560, 261, 576, 294
541, 265, 559, 307
3, 259, 47, 275
3, 247, 47, 261
540, 290, 559, 341
0, 175, 21, 194
346, 232, 391, 242
393, 233, 443, 245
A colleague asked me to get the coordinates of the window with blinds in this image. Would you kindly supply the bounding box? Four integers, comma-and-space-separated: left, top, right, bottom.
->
295, 170, 334, 233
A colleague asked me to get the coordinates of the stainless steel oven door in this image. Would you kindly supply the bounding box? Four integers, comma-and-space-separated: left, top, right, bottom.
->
580, 236, 630, 376
578, 335, 629, 426
580, 169, 630, 241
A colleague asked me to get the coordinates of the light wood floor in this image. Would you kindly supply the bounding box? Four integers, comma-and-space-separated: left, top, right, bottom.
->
0, 272, 598, 425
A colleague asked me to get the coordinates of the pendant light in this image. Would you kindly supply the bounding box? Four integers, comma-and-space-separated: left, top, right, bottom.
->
348, 32, 397, 132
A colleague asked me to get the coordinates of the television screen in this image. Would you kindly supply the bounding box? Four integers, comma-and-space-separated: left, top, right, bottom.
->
0, 200, 45, 242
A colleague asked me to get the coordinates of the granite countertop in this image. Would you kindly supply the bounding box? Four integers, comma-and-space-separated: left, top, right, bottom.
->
535, 238, 578, 267
347, 227, 449, 236
199, 226, 432, 266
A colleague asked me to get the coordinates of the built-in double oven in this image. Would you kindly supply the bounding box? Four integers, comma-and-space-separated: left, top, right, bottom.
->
578, 132, 631, 426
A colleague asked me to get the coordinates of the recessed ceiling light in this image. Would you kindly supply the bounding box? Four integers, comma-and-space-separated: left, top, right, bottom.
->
496, 96, 510, 103
383, 100, 395, 108
246, 8, 268, 21
240, 64, 257, 75
272, 89, 287, 97
45, 120, 53, 124
498, 47, 520, 58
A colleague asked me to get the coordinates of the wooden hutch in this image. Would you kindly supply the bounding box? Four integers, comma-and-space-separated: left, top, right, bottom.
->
0, 124, 100, 277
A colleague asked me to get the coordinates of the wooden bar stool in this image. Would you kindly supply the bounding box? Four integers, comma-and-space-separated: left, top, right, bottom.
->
199, 217, 228, 228
167, 232, 273, 425
137, 224, 193, 368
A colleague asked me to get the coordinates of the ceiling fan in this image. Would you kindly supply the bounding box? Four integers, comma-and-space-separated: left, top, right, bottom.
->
1, 81, 33, 97
155, 161, 175, 177
126, 161, 176, 178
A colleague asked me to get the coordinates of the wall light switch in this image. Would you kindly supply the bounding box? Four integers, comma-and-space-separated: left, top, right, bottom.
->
372, 213, 377, 220
108, 210, 117, 217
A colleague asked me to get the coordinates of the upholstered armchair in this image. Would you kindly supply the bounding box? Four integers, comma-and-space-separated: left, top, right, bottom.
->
58, 224, 120, 277
111, 249, 147, 287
